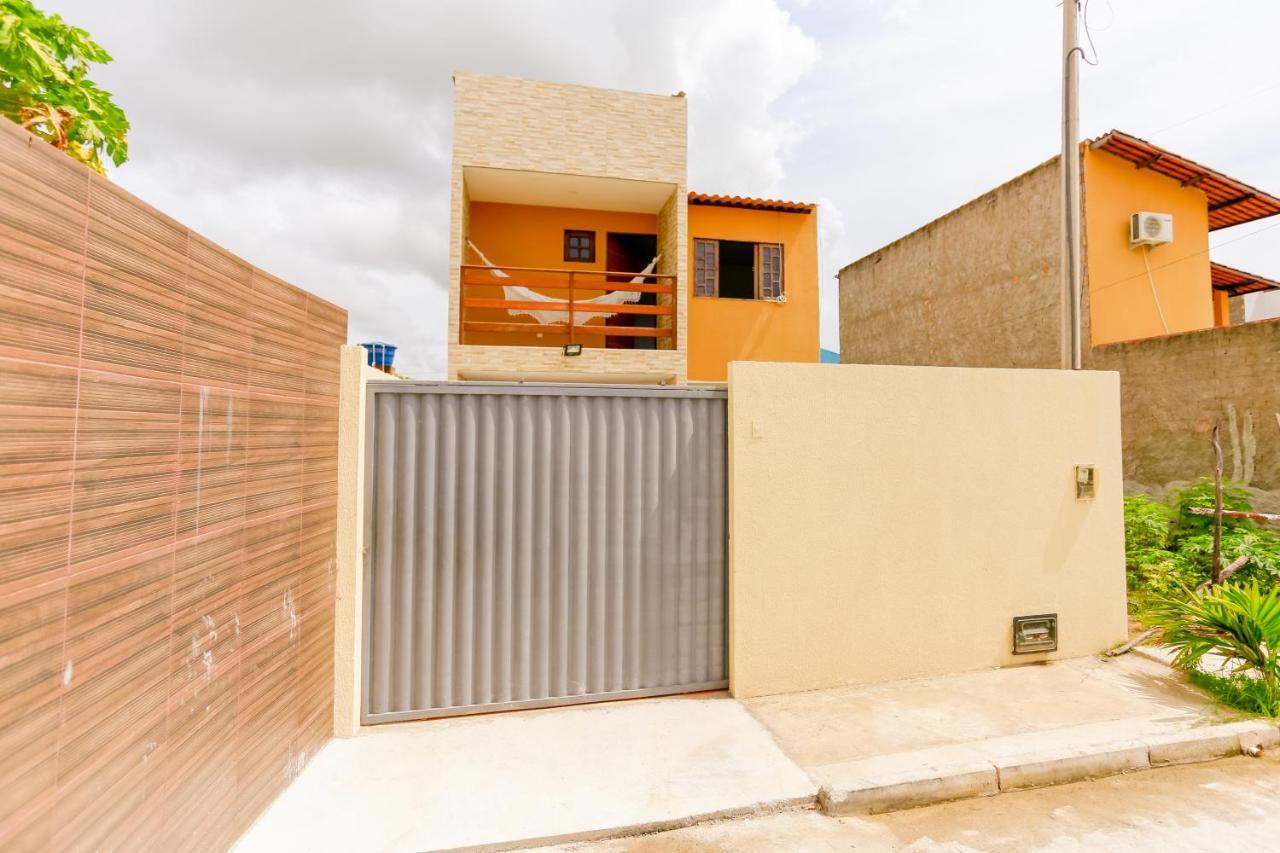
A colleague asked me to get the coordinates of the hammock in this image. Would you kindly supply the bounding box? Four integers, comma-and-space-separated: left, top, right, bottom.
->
467, 240, 659, 324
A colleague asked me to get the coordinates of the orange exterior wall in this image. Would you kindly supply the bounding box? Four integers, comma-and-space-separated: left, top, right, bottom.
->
1212, 290, 1231, 327
464, 201, 659, 348
1084, 146, 1213, 345
686, 205, 820, 381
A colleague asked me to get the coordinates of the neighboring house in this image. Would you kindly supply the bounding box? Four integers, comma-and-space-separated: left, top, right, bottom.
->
448, 73, 819, 384
839, 130, 1280, 500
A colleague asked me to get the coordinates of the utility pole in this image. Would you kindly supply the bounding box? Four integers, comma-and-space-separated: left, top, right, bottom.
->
1061, 0, 1083, 370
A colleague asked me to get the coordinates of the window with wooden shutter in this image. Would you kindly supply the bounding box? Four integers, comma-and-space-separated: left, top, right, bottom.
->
757, 243, 783, 300
694, 239, 718, 296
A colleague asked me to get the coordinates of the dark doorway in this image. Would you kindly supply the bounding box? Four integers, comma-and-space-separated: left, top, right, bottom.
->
717, 240, 756, 299
605, 232, 659, 350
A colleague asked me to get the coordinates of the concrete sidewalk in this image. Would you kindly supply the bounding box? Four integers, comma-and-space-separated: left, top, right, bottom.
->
235, 655, 1277, 851
233, 694, 815, 853
553, 753, 1280, 852
741, 653, 1275, 815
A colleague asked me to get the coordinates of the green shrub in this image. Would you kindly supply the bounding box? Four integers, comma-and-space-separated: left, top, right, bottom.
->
1124, 495, 1183, 595
1124, 494, 1174, 555
1125, 484, 1280, 597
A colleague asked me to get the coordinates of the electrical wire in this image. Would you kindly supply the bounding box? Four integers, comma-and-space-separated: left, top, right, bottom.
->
1078, 0, 1100, 67
1140, 245, 1171, 333
1089, 218, 1280, 296
1150, 80, 1280, 136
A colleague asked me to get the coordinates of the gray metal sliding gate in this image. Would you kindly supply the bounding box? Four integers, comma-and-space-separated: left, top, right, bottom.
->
362, 382, 727, 724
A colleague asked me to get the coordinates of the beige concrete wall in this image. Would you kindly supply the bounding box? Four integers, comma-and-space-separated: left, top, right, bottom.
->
448, 73, 688, 382
839, 158, 1063, 369
727, 362, 1127, 698
333, 346, 385, 737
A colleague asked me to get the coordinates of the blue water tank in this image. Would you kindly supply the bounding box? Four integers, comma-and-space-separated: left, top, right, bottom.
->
359, 342, 397, 368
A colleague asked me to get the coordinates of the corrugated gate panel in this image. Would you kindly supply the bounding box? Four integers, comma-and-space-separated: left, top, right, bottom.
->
362, 383, 727, 724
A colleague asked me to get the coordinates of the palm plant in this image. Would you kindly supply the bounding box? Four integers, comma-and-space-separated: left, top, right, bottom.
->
1147, 582, 1280, 714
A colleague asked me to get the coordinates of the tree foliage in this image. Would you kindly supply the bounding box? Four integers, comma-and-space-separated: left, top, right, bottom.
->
0, 0, 128, 172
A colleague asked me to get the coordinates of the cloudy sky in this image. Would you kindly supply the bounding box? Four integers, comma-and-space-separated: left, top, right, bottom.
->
50, 0, 1280, 377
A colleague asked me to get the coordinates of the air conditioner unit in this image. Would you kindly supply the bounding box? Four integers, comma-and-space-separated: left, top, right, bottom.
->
1130, 212, 1173, 247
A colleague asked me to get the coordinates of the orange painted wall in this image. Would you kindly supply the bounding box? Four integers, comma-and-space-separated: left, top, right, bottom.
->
464, 201, 659, 348
686, 205, 820, 381
1084, 147, 1213, 345
1212, 290, 1231, 327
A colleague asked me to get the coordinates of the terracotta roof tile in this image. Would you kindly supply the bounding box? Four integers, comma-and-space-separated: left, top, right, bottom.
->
1210, 261, 1280, 296
688, 192, 815, 213
1090, 130, 1280, 231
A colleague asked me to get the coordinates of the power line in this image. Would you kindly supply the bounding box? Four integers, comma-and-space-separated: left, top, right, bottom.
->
1150, 80, 1280, 136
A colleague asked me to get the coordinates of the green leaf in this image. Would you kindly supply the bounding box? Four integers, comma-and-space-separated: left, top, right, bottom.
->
0, 0, 129, 173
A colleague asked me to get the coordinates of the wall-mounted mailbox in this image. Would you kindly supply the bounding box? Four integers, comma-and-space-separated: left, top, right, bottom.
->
1013, 613, 1058, 654
1075, 464, 1095, 500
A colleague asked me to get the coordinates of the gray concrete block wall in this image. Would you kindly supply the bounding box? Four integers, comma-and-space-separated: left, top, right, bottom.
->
838, 158, 1062, 369
1086, 318, 1280, 499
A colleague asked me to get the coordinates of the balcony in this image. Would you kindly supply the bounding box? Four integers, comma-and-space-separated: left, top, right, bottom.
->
459, 263, 677, 348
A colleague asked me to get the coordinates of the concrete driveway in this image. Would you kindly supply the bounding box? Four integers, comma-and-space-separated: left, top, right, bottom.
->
235, 654, 1267, 851
234, 693, 815, 852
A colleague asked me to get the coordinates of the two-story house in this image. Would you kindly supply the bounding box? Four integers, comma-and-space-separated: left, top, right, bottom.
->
838, 130, 1280, 503
448, 73, 818, 384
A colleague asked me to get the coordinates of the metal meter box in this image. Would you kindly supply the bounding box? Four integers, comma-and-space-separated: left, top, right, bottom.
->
1013, 614, 1058, 654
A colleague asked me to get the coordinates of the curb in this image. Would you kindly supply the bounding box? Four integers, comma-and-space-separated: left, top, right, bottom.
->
818, 720, 1280, 816
458, 795, 819, 852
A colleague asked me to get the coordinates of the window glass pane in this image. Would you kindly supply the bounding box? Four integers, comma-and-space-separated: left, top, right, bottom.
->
565, 230, 594, 262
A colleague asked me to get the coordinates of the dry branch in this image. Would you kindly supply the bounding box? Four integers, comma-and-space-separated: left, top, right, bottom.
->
1212, 422, 1225, 584
1187, 507, 1280, 523
1105, 554, 1250, 657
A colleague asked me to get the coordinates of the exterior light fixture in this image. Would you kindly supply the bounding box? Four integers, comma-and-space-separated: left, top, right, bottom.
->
563, 343, 583, 357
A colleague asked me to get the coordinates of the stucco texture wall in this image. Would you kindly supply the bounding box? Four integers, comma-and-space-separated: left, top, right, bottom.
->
686, 204, 819, 381
727, 362, 1126, 698
838, 159, 1062, 369
1083, 146, 1214, 345
332, 347, 385, 737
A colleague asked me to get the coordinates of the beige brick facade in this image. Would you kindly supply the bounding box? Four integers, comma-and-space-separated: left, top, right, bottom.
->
448, 73, 688, 382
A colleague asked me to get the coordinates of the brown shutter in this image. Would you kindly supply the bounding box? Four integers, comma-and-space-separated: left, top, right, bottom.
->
758, 243, 783, 300
694, 239, 718, 297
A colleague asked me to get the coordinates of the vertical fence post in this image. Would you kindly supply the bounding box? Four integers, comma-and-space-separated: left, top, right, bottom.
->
568, 270, 575, 345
